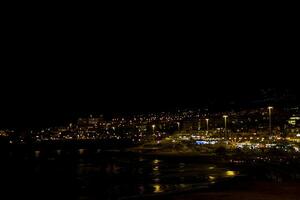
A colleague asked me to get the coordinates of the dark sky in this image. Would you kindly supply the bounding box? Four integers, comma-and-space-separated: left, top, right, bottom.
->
1, 13, 298, 128
1, 54, 298, 129
1, 63, 297, 129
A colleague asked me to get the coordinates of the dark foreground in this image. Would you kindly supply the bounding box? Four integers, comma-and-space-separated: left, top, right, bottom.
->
2, 144, 300, 199
142, 181, 300, 200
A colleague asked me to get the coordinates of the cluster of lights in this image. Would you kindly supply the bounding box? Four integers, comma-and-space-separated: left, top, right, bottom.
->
2, 106, 300, 147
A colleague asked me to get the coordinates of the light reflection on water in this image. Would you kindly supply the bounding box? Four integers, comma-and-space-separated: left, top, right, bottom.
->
34, 150, 40, 158
153, 159, 160, 164
225, 170, 237, 176
153, 178, 160, 182
153, 184, 163, 193
2, 150, 243, 200
179, 183, 187, 188
75, 157, 239, 199
56, 149, 61, 156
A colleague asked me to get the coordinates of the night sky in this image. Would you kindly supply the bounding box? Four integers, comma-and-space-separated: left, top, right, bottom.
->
1, 14, 298, 128
1, 47, 298, 128
1, 62, 297, 129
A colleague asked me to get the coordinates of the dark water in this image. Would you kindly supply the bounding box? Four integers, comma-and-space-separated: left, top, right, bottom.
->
0, 149, 238, 200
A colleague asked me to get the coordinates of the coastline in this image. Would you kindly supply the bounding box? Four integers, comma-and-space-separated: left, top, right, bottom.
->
122, 180, 300, 200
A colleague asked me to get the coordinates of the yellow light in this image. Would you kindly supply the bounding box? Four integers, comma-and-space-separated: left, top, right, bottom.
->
153, 184, 163, 193
225, 170, 236, 176
153, 166, 159, 171
153, 159, 160, 164
209, 176, 215, 180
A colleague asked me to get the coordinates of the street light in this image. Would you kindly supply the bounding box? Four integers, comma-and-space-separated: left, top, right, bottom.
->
205, 118, 209, 133
223, 115, 228, 138
268, 106, 273, 136
177, 122, 180, 131
152, 124, 156, 132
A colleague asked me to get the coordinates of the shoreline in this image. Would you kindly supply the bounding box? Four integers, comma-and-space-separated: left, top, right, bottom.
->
124, 179, 300, 200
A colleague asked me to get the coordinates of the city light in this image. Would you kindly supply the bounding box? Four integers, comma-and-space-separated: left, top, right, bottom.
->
205, 118, 209, 132
223, 115, 228, 138
152, 124, 156, 131
2, 73, 300, 200
1, 106, 300, 156
268, 106, 273, 136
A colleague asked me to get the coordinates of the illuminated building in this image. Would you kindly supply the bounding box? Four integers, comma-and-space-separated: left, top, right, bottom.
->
288, 116, 300, 126
78, 115, 104, 127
